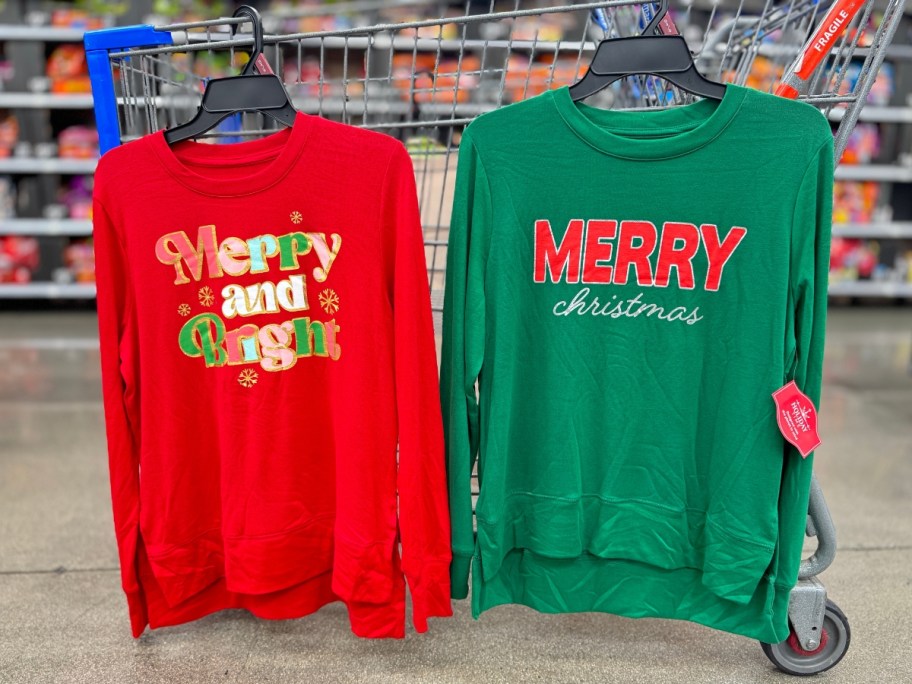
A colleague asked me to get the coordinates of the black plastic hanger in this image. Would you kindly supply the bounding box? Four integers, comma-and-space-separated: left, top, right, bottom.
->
569, 1, 726, 102
164, 6, 297, 145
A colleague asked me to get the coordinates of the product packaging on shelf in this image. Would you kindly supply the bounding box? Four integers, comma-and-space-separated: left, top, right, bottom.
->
47, 45, 92, 94
0, 236, 39, 284
58, 127, 99, 159
0, 115, 19, 159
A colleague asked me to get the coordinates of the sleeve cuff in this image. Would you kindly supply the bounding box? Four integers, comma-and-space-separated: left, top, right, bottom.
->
449, 553, 472, 600
408, 560, 454, 633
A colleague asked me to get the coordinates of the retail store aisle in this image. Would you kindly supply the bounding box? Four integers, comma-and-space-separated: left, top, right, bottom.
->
0, 309, 910, 684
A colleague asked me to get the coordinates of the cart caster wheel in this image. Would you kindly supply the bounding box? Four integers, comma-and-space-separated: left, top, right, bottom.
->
760, 600, 851, 676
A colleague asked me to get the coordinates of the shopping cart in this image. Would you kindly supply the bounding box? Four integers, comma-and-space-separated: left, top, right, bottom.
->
84, 0, 906, 675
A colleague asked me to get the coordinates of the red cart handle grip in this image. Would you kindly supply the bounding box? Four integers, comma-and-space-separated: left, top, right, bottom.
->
775, 0, 867, 98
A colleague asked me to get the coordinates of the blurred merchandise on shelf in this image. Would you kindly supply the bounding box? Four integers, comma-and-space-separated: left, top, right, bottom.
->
46, 44, 91, 94
830, 238, 880, 281
0, 115, 19, 158
271, 0, 357, 33
0, 51, 13, 85
0, 176, 15, 219
62, 176, 93, 220
59, 238, 95, 284
830, 239, 912, 285
504, 56, 586, 101
50, 7, 114, 30
394, 12, 462, 41
286, 51, 364, 99
392, 53, 434, 101
58, 126, 99, 159
149, 0, 229, 24
834, 182, 881, 224
412, 57, 480, 104
852, 10, 881, 47
0, 235, 39, 283
834, 124, 884, 225
735, 56, 785, 93
867, 63, 894, 105
510, 14, 570, 42
840, 124, 881, 164
839, 62, 895, 104
284, 57, 325, 98
184, 50, 233, 82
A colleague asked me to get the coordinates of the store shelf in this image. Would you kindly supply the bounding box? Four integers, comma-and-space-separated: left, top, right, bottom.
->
828, 106, 912, 124
828, 281, 912, 297
288, 35, 591, 53
0, 25, 86, 42
0, 158, 97, 174
0, 218, 92, 236
0, 282, 96, 299
292, 96, 412, 116
0, 92, 94, 109
834, 165, 912, 182
854, 44, 912, 61
832, 222, 912, 238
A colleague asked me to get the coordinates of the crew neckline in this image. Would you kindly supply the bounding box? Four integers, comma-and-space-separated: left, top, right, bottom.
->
150, 112, 313, 196
551, 83, 747, 160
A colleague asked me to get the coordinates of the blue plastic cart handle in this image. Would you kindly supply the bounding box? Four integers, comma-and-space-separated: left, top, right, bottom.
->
84, 25, 175, 154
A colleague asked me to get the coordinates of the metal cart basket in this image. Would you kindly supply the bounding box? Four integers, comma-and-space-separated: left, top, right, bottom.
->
84, 0, 907, 675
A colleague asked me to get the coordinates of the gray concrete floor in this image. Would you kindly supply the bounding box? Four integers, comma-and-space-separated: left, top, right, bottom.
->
0, 309, 910, 683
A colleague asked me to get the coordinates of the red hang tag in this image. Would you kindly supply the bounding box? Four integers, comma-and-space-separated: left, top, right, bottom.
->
772, 381, 822, 458
253, 53, 275, 75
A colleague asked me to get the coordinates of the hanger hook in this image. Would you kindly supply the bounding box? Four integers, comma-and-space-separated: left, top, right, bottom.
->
642, 0, 669, 36
232, 5, 265, 75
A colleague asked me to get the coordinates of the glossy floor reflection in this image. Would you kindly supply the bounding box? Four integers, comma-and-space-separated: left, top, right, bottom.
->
0, 309, 910, 683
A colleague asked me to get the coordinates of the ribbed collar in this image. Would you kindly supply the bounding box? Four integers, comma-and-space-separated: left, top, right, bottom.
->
150, 112, 312, 196
551, 83, 747, 160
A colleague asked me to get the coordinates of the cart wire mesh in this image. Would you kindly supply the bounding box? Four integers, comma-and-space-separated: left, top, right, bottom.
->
91, 0, 906, 315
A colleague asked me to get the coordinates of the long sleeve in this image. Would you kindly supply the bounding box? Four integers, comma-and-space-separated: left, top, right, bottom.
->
778, 138, 835, 590
384, 144, 453, 632
93, 196, 147, 637
790, 144, 834, 401
440, 130, 491, 599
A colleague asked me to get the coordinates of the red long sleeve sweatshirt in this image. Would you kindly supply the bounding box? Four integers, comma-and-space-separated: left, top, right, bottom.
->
93, 113, 452, 638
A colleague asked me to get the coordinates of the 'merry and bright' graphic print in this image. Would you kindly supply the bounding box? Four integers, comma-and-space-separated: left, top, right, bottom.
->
155, 211, 342, 383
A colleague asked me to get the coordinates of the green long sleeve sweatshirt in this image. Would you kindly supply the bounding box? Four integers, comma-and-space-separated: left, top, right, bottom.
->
440, 84, 833, 643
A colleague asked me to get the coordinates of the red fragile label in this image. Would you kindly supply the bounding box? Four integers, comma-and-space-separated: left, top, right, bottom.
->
772, 381, 822, 458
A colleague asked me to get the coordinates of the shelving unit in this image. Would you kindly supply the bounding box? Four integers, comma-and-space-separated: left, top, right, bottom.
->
0, 218, 92, 236
0, 1, 155, 302
0, 92, 94, 109
0, 25, 86, 42
1, 2, 910, 302
0, 6, 108, 299
828, 28, 912, 299
832, 222, 912, 238
835, 164, 912, 182
828, 106, 912, 123
0, 282, 95, 298
0, 158, 97, 174
827, 281, 912, 297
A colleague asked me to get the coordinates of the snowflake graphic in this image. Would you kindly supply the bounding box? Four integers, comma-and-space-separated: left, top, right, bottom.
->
177, 303, 192, 317
198, 286, 215, 307
238, 369, 259, 388
318, 288, 340, 314
290, 210, 303, 225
